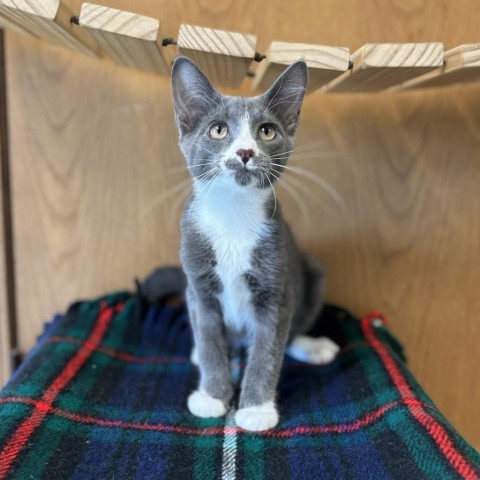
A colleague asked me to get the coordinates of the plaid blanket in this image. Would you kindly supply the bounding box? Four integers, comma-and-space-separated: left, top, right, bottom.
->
0, 291, 479, 480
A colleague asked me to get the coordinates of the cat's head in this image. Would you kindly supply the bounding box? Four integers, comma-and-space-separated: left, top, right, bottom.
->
171, 57, 308, 189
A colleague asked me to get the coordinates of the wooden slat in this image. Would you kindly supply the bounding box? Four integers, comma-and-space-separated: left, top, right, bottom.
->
0, 0, 100, 57
79, 3, 169, 76
178, 24, 256, 88
253, 41, 350, 93
325, 43, 444, 93
399, 44, 480, 90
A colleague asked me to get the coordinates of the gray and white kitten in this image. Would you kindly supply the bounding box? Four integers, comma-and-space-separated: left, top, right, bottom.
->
171, 57, 339, 431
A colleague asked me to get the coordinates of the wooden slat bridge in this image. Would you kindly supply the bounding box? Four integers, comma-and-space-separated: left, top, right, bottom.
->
0, 1, 479, 93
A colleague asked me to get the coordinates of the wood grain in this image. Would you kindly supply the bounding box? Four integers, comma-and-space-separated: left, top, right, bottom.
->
0, 8, 36, 36
253, 41, 350, 93
400, 44, 480, 90
178, 24, 256, 88
5, 0, 480, 450
0, 0, 100, 56
6, 31, 182, 353
0, 31, 11, 386
295, 88, 480, 451
326, 43, 444, 93
0, 168, 9, 387
79, 3, 169, 75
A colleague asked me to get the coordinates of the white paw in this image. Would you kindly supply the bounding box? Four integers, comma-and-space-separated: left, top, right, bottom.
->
235, 402, 279, 431
190, 346, 199, 365
188, 390, 227, 418
287, 335, 340, 365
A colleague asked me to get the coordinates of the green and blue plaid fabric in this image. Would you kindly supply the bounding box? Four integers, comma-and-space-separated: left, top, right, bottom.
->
0, 291, 479, 479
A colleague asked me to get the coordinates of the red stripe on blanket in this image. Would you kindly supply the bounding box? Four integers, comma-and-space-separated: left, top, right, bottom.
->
0, 396, 435, 438
0, 302, 120, 479
361, 312, 479, 480
43, 335, 369, 367
44, 336, 192, 364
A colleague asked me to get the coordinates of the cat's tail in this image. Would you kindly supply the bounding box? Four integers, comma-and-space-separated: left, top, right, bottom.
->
138, 266, 187, 305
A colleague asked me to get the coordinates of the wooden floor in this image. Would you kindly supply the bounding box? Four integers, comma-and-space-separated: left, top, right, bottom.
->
1, 0, 480, 449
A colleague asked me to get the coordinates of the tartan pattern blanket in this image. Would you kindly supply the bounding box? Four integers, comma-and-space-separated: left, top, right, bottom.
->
0, 291, 478, 480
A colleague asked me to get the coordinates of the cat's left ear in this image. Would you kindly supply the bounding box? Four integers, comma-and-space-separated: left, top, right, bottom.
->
171, 56, 221, 135
261, 61, 308, 135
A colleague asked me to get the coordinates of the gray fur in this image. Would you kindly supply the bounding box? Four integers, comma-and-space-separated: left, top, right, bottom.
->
171, 57, 326, 421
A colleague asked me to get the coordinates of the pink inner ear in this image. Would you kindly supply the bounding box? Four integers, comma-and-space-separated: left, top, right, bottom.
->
179, 112, 191, 131
285, 113, 299, 134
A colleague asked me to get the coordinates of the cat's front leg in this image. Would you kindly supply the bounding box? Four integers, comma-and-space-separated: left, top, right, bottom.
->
235, 316, 290, 431
187, 294, 233, 418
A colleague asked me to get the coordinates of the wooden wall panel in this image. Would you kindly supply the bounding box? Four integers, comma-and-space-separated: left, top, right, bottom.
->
0, 31, 11, 386
0, 142, 9, 387
293, 89, 480, 450
0, 11, 37, 36
0, 168, 9, 387
4, 0, 480, 449
6, 33, 182, 352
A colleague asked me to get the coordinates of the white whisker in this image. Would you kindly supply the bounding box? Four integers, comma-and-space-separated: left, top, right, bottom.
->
194, 167, 220, 185
186, 169, 221, 234
270, 162, 294, 170
269, 170, 310, 225
202, 170, 222, 205
168, 185, 193, 229
198, 145, 218, 156
186, 162, 219, 169
280, 178, 310, 226
141, 177, 192, 218
281, 173, 316, 201
291, 152, 341, 160
261, 168, 277, 219
293, 139, 331, 151
167, 165, 189, 174
270, 163, 344, 206
270, 149, 296, 158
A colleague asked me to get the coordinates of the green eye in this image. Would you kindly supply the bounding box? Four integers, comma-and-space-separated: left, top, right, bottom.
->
209, 123, 228, 139
258, 124, 276, 141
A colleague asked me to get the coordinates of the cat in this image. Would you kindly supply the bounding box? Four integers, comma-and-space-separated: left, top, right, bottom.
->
171, 57, 340, 431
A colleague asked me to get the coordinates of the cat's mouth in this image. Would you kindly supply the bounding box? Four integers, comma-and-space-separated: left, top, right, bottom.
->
224, 159, 264, 187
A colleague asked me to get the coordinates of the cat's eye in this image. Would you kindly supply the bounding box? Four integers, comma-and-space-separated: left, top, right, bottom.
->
258, 124, 276, 141
209, 123, 228, 140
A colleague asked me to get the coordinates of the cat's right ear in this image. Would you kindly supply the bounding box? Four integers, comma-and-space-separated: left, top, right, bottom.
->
171, 57, 220, 135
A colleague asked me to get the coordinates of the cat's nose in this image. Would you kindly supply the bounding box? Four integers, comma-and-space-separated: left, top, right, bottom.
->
236, 149, 255, 165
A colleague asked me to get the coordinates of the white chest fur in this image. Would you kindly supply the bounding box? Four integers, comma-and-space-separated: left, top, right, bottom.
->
194, 181, 270, 333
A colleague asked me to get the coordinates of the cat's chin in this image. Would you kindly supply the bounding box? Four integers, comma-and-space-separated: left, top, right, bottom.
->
234, 170, 254, 187
224, 170, 266, 190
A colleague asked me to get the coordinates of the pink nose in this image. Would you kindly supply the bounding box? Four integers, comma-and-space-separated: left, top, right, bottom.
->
236, 149, 254, 165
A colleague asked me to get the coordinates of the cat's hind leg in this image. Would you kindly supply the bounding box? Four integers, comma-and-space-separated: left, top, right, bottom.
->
288, 256, 340, 365
190, 346, 199, 365
294, 255, 327, 333
287, 335, 339, 364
